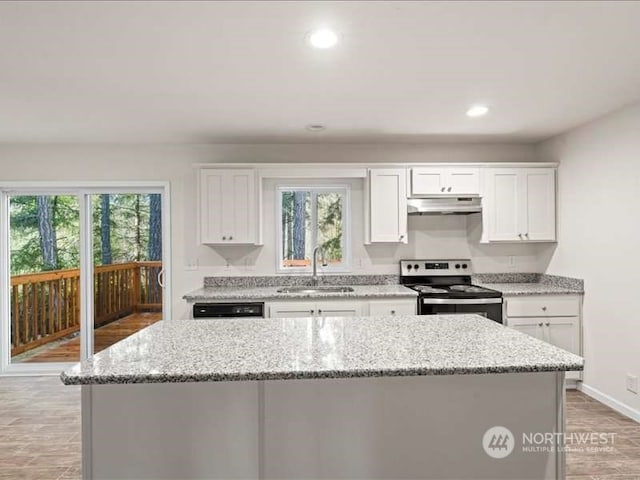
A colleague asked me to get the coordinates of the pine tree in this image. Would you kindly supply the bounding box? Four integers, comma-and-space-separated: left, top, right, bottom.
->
148, 194, 162, 261
100, 194, 112, 264
36, 196, 58, 271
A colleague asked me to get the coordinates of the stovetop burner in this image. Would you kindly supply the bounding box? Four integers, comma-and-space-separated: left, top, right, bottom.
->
413, 285, 449, 294
409, 284, 500, 297
449, 284, 491, 294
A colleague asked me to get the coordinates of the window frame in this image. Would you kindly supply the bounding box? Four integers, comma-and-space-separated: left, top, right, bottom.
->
0, 181, 171, 376
275, 184, 350, 274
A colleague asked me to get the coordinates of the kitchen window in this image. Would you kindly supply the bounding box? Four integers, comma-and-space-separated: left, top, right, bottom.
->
276, 185, 350, 273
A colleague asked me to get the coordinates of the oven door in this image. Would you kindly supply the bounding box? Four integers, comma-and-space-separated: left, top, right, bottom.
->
420, 298, 503, 323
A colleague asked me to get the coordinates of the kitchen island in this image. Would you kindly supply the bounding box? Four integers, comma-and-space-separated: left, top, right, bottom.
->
62, 314, 583, 480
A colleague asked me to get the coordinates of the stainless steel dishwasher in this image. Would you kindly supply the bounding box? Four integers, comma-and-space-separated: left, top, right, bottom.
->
192, 302, 265, 319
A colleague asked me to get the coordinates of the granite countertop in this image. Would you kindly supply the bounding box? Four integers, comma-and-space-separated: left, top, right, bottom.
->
183, 284, 418, 302
477, 283, 584, 296
474, 273, 584, 296
61, 314, 583, 385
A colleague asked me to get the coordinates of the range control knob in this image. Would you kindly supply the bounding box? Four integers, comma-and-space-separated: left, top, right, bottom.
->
407, 264, 412, 270
462, 263, 468, 269
455, 264, 461, 269
413, 264, 420, 270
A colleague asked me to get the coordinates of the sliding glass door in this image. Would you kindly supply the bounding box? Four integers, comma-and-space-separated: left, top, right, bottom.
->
8, 194, 82, 364
90, 193, 163, 355
0, 184, 170, 373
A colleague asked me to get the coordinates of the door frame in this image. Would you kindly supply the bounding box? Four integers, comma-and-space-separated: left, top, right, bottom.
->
0, 181, 171, 376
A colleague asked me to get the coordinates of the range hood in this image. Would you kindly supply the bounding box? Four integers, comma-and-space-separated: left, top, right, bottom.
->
407, 197, 482, 215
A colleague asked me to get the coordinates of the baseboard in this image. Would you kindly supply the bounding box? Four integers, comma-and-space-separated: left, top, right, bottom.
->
579, 382, 640, 423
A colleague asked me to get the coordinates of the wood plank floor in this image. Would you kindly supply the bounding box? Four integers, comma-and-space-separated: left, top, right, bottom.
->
18, 312, 162, 363
0, 379, 638, 479
566, 390, 640, 479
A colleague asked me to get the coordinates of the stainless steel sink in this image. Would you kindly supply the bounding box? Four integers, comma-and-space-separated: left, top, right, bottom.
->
276, 286, 354, 294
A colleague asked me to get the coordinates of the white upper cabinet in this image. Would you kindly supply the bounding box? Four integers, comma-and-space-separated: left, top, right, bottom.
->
199, 168, 258, 245
524, 169, 556, 241
482, 168, 556, 243
367, 168, 408, 243
411, 167, 480, 196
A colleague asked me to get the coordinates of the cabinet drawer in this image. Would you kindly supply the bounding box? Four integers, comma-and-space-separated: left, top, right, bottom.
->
368, 300, 416, 316
506, 295, 580, 317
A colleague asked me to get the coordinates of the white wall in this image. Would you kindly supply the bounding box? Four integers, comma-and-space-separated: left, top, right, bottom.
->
0, 142, 543, 320
538, 100, 640, 416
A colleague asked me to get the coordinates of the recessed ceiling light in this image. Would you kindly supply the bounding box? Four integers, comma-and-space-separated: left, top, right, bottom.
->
466, 105, 490, 117
306, 124, 326, 132
307, 29, 339, 49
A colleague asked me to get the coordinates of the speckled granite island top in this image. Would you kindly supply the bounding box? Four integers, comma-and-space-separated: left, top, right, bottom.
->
61, 314, 583, 385
182, 284, 417, 301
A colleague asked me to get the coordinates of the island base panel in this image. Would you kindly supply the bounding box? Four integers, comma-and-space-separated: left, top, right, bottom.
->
264, 373, 563, 479
85, 373, 564, 479
86, 381, 260, 479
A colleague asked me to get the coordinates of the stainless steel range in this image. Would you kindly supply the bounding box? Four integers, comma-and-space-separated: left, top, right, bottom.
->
400, 259, 503, 323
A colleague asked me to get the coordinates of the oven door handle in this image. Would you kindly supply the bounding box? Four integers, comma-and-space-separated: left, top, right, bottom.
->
422, 298, 503, 305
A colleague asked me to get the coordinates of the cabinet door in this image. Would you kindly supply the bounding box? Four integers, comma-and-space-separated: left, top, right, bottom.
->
485, 169, 522, 242
411, 168, 445, 195
316, 301, 364, 318
368, 300, 416, 316
268, 302, 316, 318
199, 169, 256, 245
225, 170, 256, 244
505, 317, 545, 341
544, 316, 581, 380
200, 170, 226, 244
369, 169, 408, 243
411, 168, 480, 195
523, 169, 556, 242
446, 168, 480, 195
544, 317, 580, 355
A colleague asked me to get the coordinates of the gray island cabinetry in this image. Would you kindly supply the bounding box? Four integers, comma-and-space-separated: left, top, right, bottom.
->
62, 314, 583, 480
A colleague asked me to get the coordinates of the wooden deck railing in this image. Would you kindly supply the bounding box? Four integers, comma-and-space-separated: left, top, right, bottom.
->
10, 261, 162, 356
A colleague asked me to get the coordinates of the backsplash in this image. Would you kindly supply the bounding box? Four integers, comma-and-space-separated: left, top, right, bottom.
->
472, 273, 543, 283
203, 274, 399, 288
202, 272, 583, 290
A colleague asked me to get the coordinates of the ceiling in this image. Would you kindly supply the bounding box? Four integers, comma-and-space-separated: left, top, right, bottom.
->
1, 1, 640, 144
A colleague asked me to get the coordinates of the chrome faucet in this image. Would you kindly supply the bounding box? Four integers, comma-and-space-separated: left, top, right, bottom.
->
311, 246, 326, 286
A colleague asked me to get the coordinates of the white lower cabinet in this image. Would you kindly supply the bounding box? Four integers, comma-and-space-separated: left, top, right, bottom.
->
268, 300, 364, 318
268, 302, 316, 318
316, 301, 364, 317
505, 295, 582, 381
267, 299, 417, 318
505, 318, 546, 341
368, 299, 416, 316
